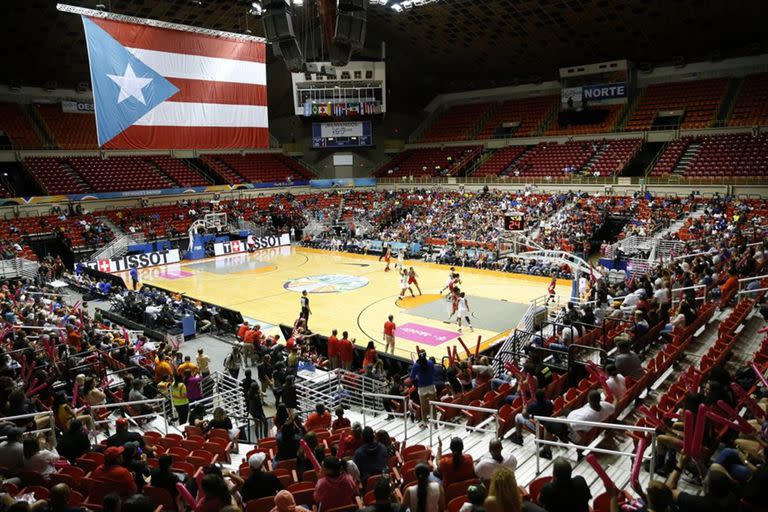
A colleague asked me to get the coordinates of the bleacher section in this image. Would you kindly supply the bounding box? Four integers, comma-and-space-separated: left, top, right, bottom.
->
728, 73, 768, 127
472, 146, 529, 177
35, 104, 97, 150
419, 103, 492, 142
200, 153, 314, 184
477, 96, 557, 139
24, 157, 90, 195
504, 139, 637, 178
0, 103, 40, 149
587, 138, 642, 176
651, 133, 768, 178
375, 146, 482, 178
149, 155, 209, 187
69, 156, 175, 192
625, 78, 729, 131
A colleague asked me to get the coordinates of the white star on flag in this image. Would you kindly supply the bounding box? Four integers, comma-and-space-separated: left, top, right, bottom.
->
107, 63, 153, 105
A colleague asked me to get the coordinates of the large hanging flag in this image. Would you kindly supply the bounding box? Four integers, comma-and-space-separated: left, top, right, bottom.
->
80, 14, 268, 149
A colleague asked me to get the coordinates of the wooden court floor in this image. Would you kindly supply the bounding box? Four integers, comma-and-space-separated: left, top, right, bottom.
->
124, 246, 569, 360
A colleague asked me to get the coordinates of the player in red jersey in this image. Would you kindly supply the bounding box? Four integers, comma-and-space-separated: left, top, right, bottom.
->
449, 286, 461, 317
383, 247, 392, 272
546, 275, 557, 305
407, 267, 422, 296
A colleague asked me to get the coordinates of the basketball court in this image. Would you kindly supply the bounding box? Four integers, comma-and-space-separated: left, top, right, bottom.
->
121, 246, 569, 360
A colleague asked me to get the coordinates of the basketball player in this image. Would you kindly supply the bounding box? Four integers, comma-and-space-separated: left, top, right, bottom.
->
408, 267, 422, 295
396, 249, 405, 271
449, 286, 461, 318
383, 246, 392, 272
456, 292, 474, 332
383, 314, 396, 354
440, 267, 456, 294
546, 275, 557, 305
398, 269, 415, 301
379, 241, 389, 261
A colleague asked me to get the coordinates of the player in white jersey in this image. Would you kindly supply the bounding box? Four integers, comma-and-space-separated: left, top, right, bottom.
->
398, 269, 415, 301
456, 292, 473, 332
396, 249, 405, 271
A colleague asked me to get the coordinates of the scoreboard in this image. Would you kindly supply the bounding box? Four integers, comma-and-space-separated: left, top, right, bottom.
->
504, 213, 525, 231
312, 121, 373, 149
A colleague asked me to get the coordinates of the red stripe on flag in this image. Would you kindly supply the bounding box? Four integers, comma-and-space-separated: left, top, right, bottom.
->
166, 78, 267, 106
90, 17, 266, 63
103, 126, 270, 150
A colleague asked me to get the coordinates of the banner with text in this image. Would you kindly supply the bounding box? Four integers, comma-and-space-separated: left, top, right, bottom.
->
582, 82, 628, 104
62, 101, 95, 114
214, 233, 290, 256
81, 248, 181, 272
319, 122, 365, 138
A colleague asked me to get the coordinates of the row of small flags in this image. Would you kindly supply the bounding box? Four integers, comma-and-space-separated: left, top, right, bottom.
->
303, 101, 382, 117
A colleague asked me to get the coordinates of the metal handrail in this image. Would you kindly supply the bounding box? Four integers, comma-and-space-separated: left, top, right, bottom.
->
533, 415, 657, 476
362, 392, 409, 442
428, 400, 499, 447
0, 411, 57, 447
90, 397, 169, 435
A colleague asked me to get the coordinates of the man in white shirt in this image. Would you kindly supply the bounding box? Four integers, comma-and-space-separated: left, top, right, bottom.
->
565, 391, 616, 443
474, 438, 517, 482
604, 364, 627, 401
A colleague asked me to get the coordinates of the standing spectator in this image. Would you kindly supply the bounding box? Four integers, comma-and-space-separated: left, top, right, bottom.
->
363, 341, 378, 369
129, 266, 139, 291
409, 350, 436, 426
282, 376, 298, 414
197, 348, 211, 378
383, 315, 396, 355
300, 290, 311, 323
353, 426, 388, 488
327, 329, 340, 369
247, 382, 268, 439
338, 331, 355, 370
539, 457, 591, 512
171, 373, 190, 425
223, 344, 243, 379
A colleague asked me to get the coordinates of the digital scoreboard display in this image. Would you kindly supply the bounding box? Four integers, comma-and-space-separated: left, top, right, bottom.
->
504, 214, 525, 231
312, 121, 373, 148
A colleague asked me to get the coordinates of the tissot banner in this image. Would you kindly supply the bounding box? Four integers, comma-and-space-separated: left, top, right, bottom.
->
214, 234, 290, 256
81, 249, 181, 272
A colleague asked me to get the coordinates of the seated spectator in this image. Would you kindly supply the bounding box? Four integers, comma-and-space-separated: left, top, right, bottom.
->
22, 437, 59, 475
557, 391, 616, 444
274, 421, 301, 467
511, 389, 554, 450
484, 466, 545, 512
604, 364, 627, 400
401, 462, 444, 512
437, 437, 475, 488
208, 407, 238, 450
539, 458, 591, 512
353, 426, 388, 488
150, 454, 179, 498
305, 403, 332, 433
314, 456, 357, 511
53, 390, 94, 431
57, 419, 91, 463
614, 340, 645, 380
0, 427, 24, 472
459, 484, 487, 512
474, 438, 517, 482
48, 483, 86, 512
241, 452, 283, 502
107, 418, 154, 455
332, 406, 351, 431
91, 446, 138, 499
361, 478, 400, 512
273, 489, 311, 512
196, 473, 234, 512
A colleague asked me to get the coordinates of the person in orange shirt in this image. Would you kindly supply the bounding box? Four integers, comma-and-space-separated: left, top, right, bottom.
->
177, 355, 198, 377
338, 332, 355, 371
66, 325, 83, 352
327, 329, 340, 370
383, 315, 396, 354
720, 270, 739, 302
243, 325, 261, 366
436, 437, 476, 488
237, 321, 250, 341
154, 353, 174, 383
304, 403, 332, 433
362, 341, 378, 370
90, 446, 137, 499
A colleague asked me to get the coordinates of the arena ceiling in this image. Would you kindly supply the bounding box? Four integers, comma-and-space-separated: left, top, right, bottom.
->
3, 0, 766, 114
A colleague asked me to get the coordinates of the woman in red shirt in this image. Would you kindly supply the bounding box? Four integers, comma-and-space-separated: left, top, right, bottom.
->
327, 329, 340, 369
362, 341, 377, 370
314, 456, 357, 511
338, 331, 355, 370
437, 437, 475, 488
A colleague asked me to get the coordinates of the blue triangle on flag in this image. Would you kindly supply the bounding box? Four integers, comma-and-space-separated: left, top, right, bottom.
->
81, 16, 179, 146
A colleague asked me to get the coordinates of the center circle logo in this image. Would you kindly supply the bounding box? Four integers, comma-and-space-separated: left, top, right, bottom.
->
284, 274, 369, 293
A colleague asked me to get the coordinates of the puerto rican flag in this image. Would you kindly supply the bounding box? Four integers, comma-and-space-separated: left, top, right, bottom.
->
81, 16, 268, 149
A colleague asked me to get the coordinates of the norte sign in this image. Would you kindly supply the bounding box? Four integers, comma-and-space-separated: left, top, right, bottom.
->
583, 82, 628, 103
81, 249, 181, 272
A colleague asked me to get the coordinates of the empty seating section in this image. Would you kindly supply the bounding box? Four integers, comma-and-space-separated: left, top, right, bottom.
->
680, 133, 768, 178
35, 104, 98, 149
625, 78, 729, 131
419, 103, 492, 142
649, 138, 694, 176
546, 104, 623, 135
375, 146, 481, 177
728, 73, 768, 126
477, 96, 557, 138
24, 158, 89, 195
472, 146, 528, 176
200, 153, 313, 184
150, 155, 208, 187
69, 156, 175, 192
0, 103, 40, 149
588, 138, 642, 176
